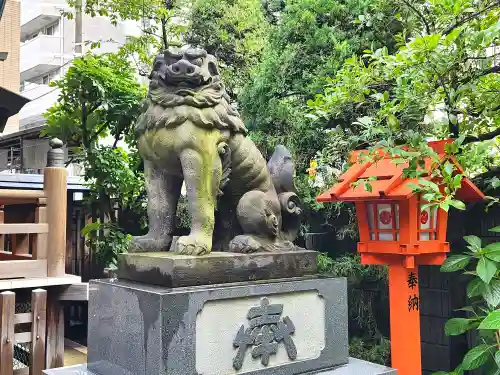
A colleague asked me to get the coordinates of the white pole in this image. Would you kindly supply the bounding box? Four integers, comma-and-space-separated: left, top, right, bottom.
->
59, 13, 64, 74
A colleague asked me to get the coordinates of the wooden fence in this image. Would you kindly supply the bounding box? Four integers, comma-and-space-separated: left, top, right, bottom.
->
0, 138, 84, 374
0, 139, 67, 279
0, 289, 46, 375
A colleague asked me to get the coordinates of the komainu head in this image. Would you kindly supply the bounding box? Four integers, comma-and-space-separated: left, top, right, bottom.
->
150, 48, 221, 91
146, 47, 231, 109
135, 47, 247, 136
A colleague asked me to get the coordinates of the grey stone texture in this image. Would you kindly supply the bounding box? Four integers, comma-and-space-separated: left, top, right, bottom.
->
85, 277, 348, 375
47, 138, 65, 168
117, 250, 318, 287
43, 358, 397, 375
129, 47, 303, 256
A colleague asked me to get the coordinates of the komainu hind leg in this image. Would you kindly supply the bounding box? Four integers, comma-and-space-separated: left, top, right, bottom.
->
176, 148, 222, 255
130, 161, 182, 252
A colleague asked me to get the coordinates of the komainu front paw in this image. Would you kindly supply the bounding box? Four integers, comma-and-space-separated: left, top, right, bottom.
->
129, 234, 172, 253
229, 235, 266, 253
176, 234, 212, 255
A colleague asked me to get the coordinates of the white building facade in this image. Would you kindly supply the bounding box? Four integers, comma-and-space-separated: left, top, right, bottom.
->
0, 1, 144, 175
18, 0, 143, 130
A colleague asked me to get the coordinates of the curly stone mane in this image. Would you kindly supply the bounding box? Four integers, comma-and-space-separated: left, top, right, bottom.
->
134, 69, 247, 136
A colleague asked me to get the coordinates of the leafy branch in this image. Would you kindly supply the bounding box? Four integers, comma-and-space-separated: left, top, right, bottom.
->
443, 0, 500, 35
437, 227, 500, 374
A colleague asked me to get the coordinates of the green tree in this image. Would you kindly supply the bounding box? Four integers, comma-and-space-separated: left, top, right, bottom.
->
307, 2, 500, 373
43, 53, 147, 266
185, 0, 269, 99
66, 0, 189, 75
308, 0, 500, 196
238, 0, 403, 233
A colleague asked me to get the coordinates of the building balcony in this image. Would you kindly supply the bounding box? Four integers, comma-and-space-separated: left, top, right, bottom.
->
20, 35, 71, 81
19, 83, 60, 124
21, 3, 65, 40
20, 82, 54, 100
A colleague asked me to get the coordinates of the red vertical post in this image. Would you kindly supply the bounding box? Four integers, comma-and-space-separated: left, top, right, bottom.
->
388, 263, 421, 375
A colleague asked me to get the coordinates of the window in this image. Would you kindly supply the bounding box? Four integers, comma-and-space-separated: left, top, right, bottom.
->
39, 69, 60, 85
43, 22, 59, 36
25, 32, 39, 41
20, 81, 25, 92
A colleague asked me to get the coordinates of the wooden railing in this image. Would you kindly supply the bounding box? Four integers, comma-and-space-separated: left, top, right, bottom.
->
0, 139, 81, 374
0, 289, 47, 375
0, 139, 67, 280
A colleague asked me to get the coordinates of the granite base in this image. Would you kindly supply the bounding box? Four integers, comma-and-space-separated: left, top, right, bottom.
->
43, 358, 397, 375
85, 277, 347, 375
117, 250, 318, 287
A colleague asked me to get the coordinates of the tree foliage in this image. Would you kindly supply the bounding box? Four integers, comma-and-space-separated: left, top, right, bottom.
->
66, 0, 189, 75
43, 53, 147, 266
237, 0, 403, 232
185, 0, 269, 98
308, 0, 500, 195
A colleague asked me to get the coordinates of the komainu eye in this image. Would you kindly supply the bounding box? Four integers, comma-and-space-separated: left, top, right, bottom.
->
208, 61, 219, 76
191, 58, 203, 66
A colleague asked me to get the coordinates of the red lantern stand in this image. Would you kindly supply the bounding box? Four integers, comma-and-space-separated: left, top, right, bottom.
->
317, 140, 485, 375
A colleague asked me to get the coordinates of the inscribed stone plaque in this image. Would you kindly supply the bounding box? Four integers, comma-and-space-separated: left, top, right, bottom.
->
196, 291, 325, 374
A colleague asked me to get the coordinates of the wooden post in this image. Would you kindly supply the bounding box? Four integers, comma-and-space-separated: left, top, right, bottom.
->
45, 289, 64, 369
12, 234, 30, 256
388, 263, 422, 375
34, 199, 48, 261
0, 206, 4, 252
31, 289, 47, 375
44, 139, 68, 277
0, 291, 15, 375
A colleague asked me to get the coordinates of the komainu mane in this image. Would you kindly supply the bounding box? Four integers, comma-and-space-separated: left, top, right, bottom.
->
131, 47, 302, 255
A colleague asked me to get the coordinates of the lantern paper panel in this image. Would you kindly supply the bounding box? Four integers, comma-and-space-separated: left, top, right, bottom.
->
419, 202, 438, 241
366, 202, 400, 241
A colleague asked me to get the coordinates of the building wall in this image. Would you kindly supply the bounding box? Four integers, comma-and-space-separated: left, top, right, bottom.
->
18, 0, 142, 130
0, 0, 21, 134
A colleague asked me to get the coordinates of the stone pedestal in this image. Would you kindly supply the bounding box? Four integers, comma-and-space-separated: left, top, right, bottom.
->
117, 250, 318, 287
46, 252, 397, 375
87, 277, 347, 375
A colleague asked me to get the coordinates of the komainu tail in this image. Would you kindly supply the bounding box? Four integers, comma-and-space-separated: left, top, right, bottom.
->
267, 145, 302, 242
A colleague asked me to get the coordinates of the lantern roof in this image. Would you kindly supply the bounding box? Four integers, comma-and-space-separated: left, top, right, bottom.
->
317, 140, 485, 203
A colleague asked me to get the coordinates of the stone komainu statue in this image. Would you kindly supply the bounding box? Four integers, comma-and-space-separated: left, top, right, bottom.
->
131, 48, 302, 255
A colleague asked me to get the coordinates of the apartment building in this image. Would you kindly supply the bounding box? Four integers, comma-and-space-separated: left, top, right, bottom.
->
0, 0, 143, 174
0, 0, 23, 134
18, 0, 143, 130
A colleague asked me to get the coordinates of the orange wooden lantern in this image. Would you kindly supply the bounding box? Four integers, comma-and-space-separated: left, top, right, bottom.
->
317, 140, 485, 375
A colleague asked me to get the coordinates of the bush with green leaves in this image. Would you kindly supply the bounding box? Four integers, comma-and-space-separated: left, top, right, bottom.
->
349, 336, 391, 366
319, 253, 389, 350
43, 53, 147, 268
308, 0, 500, 197
437, 227, 500, 375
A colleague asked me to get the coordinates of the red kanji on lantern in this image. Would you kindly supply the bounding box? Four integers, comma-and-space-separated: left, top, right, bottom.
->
420, 210, 429, 225
380, 210, 392, 225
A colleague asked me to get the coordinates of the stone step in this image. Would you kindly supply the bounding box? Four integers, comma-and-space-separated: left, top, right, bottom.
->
44, 358, 396, 375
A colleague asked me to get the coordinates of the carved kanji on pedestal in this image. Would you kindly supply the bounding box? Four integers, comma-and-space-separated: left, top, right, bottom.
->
233, 298, 297, 370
